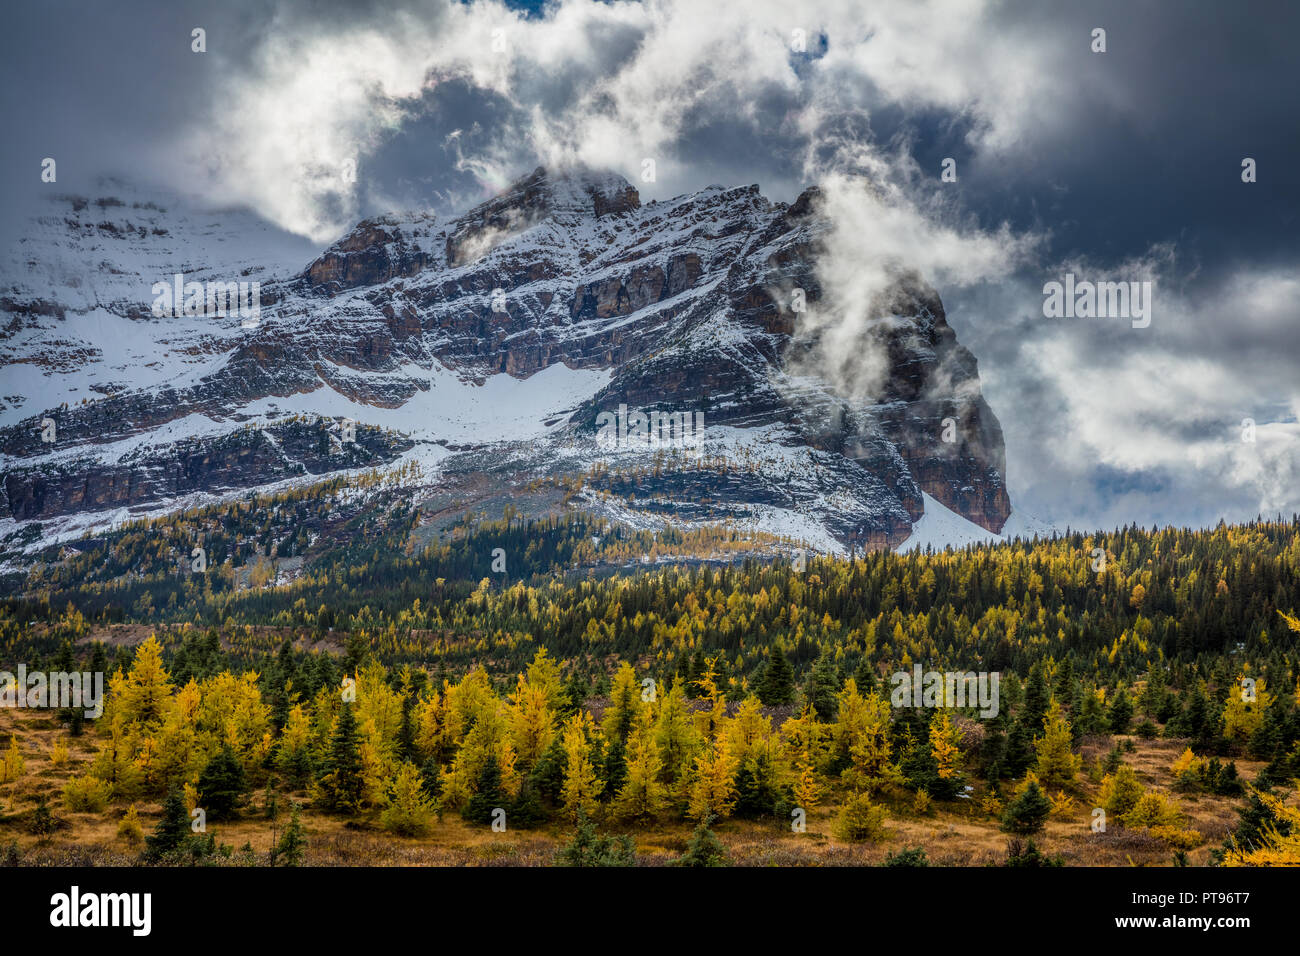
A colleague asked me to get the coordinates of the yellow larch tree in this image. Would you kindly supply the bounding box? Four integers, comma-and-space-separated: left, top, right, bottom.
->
1033, 700, 1081, 787
560, 711, 603, 821
611, 709, 667, 822
833, 679, 897, 795
688, 734, 739, 821
929, 711, 962, 781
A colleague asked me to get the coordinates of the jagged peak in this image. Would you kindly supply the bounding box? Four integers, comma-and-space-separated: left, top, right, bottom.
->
478, 164, 640, 221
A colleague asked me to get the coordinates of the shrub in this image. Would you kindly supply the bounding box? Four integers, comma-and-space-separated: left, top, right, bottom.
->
29, 797, 56, 839
117, 805, 143, 845
1004, 838, 1064, 867
1149, 825, 1204, 850
678, 815, 730, 867
883, 847, 929, 867
1121, 792, 1182, 830
1098, 764, 1144, 817
835, 792, 887, 842
62, 774, 112, 813
555, 810, 637, 867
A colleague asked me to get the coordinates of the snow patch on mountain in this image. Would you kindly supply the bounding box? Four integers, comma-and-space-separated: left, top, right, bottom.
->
897, 492, 1055, 553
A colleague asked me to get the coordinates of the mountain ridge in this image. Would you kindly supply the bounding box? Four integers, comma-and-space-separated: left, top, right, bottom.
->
1, 166, 1014, 561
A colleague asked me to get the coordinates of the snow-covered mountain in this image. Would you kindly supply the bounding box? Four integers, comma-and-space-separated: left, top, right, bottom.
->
1, 167, 1021, 561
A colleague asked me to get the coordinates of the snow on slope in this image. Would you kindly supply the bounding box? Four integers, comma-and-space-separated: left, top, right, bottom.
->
897, 492, 1056, 553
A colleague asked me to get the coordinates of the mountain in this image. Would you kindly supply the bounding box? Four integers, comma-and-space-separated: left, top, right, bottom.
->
0, 167, 1015, 564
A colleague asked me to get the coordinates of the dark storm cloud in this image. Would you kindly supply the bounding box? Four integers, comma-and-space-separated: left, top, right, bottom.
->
1, 0, 1296, 530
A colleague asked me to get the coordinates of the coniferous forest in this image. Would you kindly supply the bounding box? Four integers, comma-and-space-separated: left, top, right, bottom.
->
1, 478, 1298, 867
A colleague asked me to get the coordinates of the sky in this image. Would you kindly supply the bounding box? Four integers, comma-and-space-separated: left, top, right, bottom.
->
2, 0, 1297, 532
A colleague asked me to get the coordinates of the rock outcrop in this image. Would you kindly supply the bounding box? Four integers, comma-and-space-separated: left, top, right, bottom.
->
0, 167, 1010, 551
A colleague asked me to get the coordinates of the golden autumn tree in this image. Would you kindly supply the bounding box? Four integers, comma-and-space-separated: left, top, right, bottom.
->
145, 678, 202, 791
1223, 677, 1272, 742
688, 732, 740, 821
653, 681, 701, 805
560, 711, 603, 821
0, 735, 23, 784
792, 751, 821, 812
113, 635, 172, 733
439, 704, 519, 809
1034, 700, 1081, 787
833, 679, 898, 795
380, 761, 437, 836
1223, 790, 1300, 866
611, 709, 667, 822
509, 648, 564, 771
354, 660, 404, 806
929, 711, 962, 782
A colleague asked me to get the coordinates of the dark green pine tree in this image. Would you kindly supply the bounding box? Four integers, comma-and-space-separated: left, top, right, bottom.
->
197, 745, 248, 821
29, 796, 55, 839
1108, 687, 1134, 735
271, 803, 307, 867
396, 698, 416, 762
757, 649, 796, 706
1022, 663, 1050, 732
1053, 657, 1075, 701
733, 750, 791, 820
677, 815, 730, 867
146, 788, 192, 860
852, 655, 878, 694
802, 653, 841, 721
555, 809, 636, 867
318, 704, 364, 814
344, 630, 370, 674
462, 757, 504, 826
1224, 787, 1291, 853
1001, 780, 1051, 835
1002, 718, 1036, 778
601, 738, 628, 800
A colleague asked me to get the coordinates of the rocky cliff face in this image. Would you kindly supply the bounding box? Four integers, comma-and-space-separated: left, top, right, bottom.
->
0, 167, 1010, 558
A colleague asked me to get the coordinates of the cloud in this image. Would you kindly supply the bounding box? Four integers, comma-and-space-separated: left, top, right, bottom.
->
957, 262, 1300, 530
785, 167, 1042, 401
177, 0, 1074, 241
4, 0, 1298, 533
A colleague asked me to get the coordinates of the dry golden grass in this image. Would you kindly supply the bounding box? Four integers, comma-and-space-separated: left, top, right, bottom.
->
0, 706, 1275, 867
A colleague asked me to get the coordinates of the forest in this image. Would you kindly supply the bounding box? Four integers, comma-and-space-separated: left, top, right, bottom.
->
1, 482, 1298, 866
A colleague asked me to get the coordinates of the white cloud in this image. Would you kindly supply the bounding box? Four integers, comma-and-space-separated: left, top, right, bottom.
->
184, 0, 1069, 241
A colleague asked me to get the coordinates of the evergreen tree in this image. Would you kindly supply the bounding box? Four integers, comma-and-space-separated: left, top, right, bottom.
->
1001, 780, 1051, 834
852, 655, 878, 694
196, 745, 248, 821
272, 802, 307, 866
317, 704, 364, 814
1108, 687, 1134, 735
145, 788, 192, 860
757, 649, 795, 706
677, 815, 729, 867
1021, 664, 1050, 731
555, 810, 636, 867
461, 755, 504, 827
29, 797, 55, 840
802, 653, 840, 721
